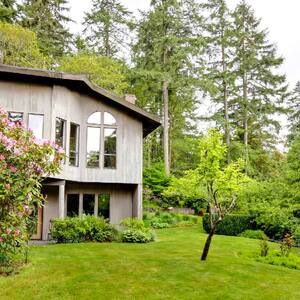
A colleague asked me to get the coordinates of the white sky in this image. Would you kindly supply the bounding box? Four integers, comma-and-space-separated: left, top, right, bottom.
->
69, 0, 300, 87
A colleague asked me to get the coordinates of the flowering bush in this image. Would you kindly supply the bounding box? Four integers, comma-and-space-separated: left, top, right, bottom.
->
0, 107, 64, 272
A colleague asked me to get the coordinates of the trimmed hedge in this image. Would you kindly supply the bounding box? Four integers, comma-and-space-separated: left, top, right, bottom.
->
202, 214, 254, 236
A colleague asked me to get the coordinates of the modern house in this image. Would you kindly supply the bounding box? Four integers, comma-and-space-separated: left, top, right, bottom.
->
0, 64, 160, 240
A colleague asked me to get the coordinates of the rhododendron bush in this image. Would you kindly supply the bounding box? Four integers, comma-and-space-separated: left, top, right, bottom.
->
0, 107, 64, 271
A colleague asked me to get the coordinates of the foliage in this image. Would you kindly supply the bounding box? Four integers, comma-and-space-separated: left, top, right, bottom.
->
83, 0, 133, 58
255, 252, 300, 271
293, 226, 300, 247
143, 162, 171, 204
0, 0, 16, 22
19, 0, 72, 58
280, 234, 295, 257
0, 22, 49, 68
288, 81, 300, 142
57, 53, 129, 95
51, 215, 118, 243
259, 238, 269, 257
0, 106, 64, 269
239, 230, 267, 240
202, 214, 253, 236
143, 212, 199, 229
120, 218, 155, 243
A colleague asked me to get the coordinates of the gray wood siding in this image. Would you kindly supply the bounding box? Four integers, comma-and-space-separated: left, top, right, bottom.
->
0, 81, 143, 184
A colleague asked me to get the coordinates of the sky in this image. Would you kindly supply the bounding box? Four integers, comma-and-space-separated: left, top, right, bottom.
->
69, 0, 300, 87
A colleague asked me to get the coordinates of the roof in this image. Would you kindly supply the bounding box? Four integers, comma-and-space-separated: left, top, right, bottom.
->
0, 64, 161, 137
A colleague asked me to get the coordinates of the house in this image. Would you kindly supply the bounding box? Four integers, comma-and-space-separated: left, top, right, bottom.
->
0, 64, 160, 240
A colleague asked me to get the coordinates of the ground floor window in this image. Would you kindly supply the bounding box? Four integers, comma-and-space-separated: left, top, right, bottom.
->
98, 194, 110, 219
83, 194, 95, 215
67, 194, 79, 217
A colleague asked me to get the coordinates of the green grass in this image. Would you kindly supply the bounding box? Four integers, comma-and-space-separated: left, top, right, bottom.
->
1, 226, 300, 299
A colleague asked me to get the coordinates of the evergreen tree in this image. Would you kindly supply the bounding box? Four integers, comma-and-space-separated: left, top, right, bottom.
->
0, 0, 16, 22
83, 0, 132, 58
231, 0, 288, 172
288, 81, 300, 142
201, 0, 235, 161
19, 0, 72, 58
131, 0, 203, 174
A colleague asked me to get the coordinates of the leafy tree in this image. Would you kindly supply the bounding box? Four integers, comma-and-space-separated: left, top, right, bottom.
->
288, 81, 300, 142
132, 0, 204, 174
57, 53, 129, 95
0, 107, 64, 269
19, 0, 72, 58
83, 0, 133, 58
231, 1, 288, 172
0, 0, 16, 22
0, 22, 49, 68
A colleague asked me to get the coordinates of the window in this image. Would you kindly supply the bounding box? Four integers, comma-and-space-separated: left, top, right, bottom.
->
104, 128, 116, 168
69, 123, 80, 166
8, 112, 23, 124
86, 111, 117, 168
83, 194, 95, 215
87, 127, 101, 167
98, 194, 110, 219
67, 194, 79, 217
55, 118, 66, 149
28, 114, 44, 139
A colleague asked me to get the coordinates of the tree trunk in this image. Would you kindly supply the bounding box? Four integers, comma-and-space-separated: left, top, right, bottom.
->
221, 42, 230, 162
201, 223, 218, 261
162, 79, 170, 175
243, 71, 249, 174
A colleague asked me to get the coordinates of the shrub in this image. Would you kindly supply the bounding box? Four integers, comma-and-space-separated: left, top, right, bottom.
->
255, 252, 300, 270
120, 218, 155, 243
202, 214, 254, 236
51, 216, 117, 243
280, 234, 295, 257
293, 226, 300, 247
260, 238, 269, 257
121, 229, 155, 243
239, 230, 267, 240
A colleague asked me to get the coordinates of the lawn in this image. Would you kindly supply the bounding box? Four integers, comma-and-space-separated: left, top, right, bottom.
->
1, 226, 300, 300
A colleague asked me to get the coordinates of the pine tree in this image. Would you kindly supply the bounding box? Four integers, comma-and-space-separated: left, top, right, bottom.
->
0, 0, 16, 22
19, 0, 72, 58
83, 0, 132, 58
288, 81, 300, 142
201, 0, 235, 161
132, 0, 203, 174
231, 0, 288, 172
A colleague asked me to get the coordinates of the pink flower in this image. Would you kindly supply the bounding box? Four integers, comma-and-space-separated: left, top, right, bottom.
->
6, 228, 12, 234
10, 166, 17, 173
0, 237, 3, 242
0, 154, 5, 160
14, 229, 20, 237
5, 183, 10, 190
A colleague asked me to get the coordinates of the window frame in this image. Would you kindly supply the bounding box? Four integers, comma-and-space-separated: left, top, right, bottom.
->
8, 111, 24, 124
55, 117, 67, 150
28, 113, 44, 139
69, 122, 80, 167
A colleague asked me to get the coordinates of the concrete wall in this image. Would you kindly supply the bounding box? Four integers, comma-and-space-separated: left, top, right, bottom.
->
0, 81, 143, 184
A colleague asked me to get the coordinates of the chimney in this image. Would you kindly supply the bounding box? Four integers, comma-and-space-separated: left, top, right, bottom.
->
124, 94, 137, 105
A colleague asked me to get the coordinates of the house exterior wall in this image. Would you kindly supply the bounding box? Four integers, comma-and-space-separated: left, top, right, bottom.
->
0, 80, 143, 184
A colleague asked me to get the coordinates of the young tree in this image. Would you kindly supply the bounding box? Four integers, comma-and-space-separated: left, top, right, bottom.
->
132, 0, 203, 174
57, 53, 129, 95
0, 22, 49, 68
19, 0, 72, 58
231, 1, 288, 172
0, 0, 16, 22
83, 0, 132, 58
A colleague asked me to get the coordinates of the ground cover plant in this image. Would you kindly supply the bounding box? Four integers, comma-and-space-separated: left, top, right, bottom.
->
1, 226, 300, 299
143, 211, 199, 229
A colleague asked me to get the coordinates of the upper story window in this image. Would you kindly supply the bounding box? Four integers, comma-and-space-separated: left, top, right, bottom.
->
55, 118, 66, 149
69, 123, 80, 167
8, 112, 23, 124
86, 111, 117, 169
28, 114, 44, 139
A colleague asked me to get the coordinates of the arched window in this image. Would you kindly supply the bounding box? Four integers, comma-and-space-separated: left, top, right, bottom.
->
86, 111, 117, 169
